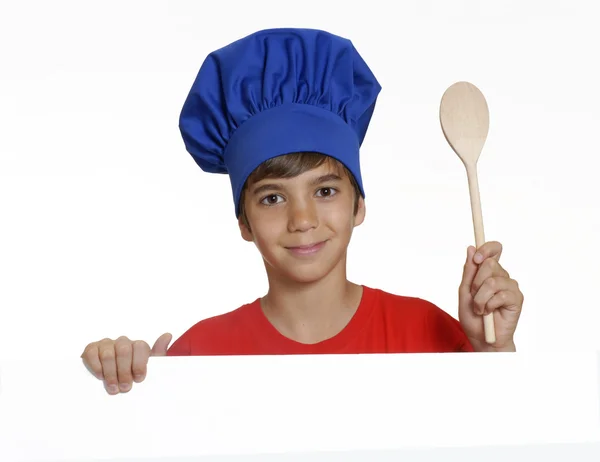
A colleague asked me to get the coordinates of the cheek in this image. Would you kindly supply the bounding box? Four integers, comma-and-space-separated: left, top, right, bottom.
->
254, 229, 276, 250
320, 201, 355, 229
249, 215, 285, 247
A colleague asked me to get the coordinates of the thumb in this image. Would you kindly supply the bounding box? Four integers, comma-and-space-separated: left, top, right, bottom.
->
459, 246, 478, 298
151, 332, 173, 356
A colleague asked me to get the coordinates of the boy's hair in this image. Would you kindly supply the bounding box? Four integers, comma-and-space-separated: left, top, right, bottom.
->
239, 152, 362, 229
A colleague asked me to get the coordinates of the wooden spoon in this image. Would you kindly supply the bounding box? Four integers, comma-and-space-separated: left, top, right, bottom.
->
439, 81, 496, 345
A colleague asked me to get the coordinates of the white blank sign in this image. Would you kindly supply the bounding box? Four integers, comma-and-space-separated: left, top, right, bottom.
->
1, 353, 599, 461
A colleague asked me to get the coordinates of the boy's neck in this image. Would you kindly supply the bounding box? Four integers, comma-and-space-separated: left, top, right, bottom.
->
260, 259, 363, 344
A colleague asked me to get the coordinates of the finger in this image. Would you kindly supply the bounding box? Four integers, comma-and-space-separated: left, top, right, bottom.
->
472, 277, 515, 315
151, 333, 173, 357
114, 336, 134, 393
98, 340, 119, 395
459, 246, 478, 298
81, 343, 103, 380
471, 258, 510, 296
483, 290, 521, 316
132, 340, 151, 383
473, 241, 503, 265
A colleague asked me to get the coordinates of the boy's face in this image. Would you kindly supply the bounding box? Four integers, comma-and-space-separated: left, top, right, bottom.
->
238, 161, 365, 283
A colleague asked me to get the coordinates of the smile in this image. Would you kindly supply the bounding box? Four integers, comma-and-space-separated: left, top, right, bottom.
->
285, 241, 328, 256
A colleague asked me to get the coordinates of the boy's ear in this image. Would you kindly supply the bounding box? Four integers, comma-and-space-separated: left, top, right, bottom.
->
238, 216, 254, 242
354, 197, 366, 227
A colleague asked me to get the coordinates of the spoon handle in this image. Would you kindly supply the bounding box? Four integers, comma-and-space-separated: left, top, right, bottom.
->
465, 162, 496, 344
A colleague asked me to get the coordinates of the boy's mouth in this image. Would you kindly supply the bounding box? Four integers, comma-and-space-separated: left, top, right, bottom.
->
285, 240, 328, 256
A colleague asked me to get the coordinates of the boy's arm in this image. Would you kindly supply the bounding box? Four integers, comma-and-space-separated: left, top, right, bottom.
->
458, 242, 523, 352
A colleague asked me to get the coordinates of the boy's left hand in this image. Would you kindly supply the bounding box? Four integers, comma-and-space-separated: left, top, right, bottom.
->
458, 241, 523, 352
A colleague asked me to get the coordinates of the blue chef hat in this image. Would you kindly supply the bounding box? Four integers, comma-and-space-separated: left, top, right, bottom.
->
179, 28, 382, 217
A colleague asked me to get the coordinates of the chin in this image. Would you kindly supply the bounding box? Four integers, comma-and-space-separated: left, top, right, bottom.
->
267, 252, 346, 284
280, 263, 332, 284
258, 238, 349, 284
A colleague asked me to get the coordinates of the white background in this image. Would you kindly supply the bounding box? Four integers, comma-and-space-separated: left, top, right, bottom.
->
1, 0, 599, 360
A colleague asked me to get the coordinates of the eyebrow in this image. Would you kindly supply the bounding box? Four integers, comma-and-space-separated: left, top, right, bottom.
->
251, 173, 343, 196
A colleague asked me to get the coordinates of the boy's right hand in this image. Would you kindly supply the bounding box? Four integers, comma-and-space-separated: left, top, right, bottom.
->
80, 333, 172, 395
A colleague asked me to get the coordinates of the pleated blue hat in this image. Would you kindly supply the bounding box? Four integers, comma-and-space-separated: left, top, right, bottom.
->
179, 28, 382, 216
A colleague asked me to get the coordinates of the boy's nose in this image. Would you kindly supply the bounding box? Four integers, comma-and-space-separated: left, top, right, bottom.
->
287, 201, 318, 232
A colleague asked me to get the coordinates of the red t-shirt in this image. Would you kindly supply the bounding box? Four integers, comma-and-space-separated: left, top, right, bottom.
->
167, 286, 473, 355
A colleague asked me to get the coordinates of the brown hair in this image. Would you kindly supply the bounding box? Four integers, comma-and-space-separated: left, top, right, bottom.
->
239, 152, 362, 228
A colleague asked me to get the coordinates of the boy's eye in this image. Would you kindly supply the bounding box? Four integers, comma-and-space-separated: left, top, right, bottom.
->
260, 194, 283, 205
316, 187, 337, 197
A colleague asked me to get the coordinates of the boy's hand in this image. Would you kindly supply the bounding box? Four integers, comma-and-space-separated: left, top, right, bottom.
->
80, 333, 172, 395
458, 242, 523, 352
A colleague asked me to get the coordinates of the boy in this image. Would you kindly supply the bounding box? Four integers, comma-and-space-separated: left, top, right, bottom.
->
81, 28, 524, 395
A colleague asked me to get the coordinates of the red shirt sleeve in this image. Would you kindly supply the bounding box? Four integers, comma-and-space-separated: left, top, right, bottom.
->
424, 301, 474, 352
167, 331, 191, 356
